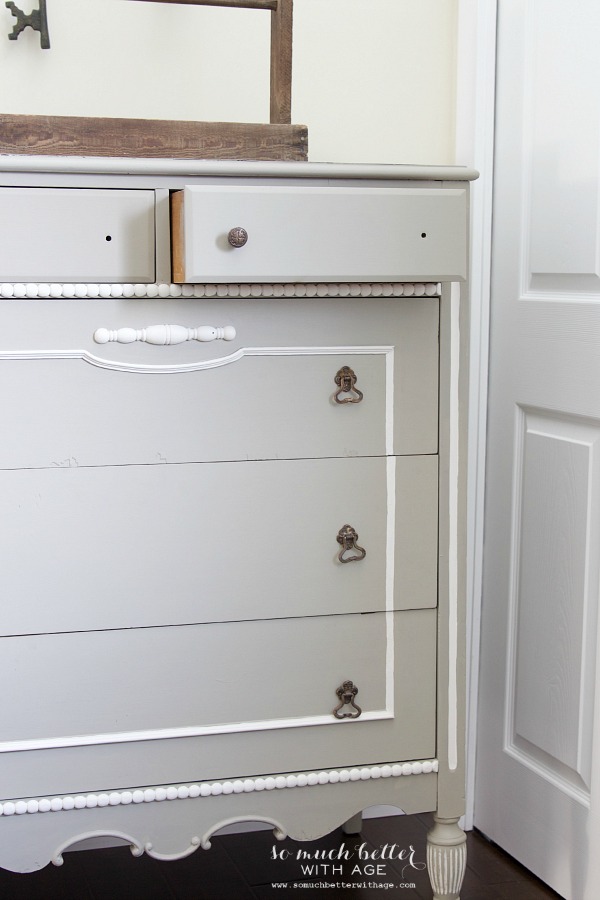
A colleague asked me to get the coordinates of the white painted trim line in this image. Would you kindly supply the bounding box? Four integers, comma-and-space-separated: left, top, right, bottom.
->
0, 710, 394, 754
385, 349, 395, 456
448, 283, 461, 773
386, 457, 397, 716
0, 345, 394, 375
385, 352, 396, 717
0, 760, 440, 817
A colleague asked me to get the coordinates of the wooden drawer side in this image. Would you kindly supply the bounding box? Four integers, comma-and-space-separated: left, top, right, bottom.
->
171, 189, 185, 284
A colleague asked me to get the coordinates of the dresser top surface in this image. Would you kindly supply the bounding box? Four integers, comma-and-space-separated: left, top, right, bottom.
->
0, 155, 478, 183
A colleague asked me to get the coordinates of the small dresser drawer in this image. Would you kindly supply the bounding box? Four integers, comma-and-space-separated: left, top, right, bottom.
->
171, 184, 468, 283
0, 610, 436, 763
0, 188, 155, 282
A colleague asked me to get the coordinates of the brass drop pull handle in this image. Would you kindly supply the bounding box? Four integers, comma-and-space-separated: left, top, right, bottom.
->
334, 366, 363, 404
333, 680, 362, 719
336, 524, 366, 564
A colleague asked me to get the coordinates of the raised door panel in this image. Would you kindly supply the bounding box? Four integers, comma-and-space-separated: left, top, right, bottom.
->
475, 1, 600, 895
510, 409, 600, 796
0, 455, 437, 635
172, 185, 468, 283
0, 188, 156, 283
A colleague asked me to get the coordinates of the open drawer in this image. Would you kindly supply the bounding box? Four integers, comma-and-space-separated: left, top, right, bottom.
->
171, 184, 468, 283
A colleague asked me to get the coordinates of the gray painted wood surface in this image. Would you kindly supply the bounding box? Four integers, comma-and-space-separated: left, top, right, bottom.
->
0, 611, 435, 747
0, 188, 155, 282
0, 296, 439, 462
0, 455, 437, 634
174, 184, 468, 283
0, 165, 471, 889
0, 609, 436, 800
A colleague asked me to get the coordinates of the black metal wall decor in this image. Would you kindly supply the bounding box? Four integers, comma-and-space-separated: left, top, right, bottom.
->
6, 0, 50, 48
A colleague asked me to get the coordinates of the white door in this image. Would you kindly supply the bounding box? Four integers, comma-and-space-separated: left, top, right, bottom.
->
474, 1, 600, 897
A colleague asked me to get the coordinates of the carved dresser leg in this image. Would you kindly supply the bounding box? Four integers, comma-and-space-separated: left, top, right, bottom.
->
426, 815, 467, 900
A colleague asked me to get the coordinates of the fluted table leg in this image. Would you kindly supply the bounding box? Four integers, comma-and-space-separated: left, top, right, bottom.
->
426, 815, 467, 899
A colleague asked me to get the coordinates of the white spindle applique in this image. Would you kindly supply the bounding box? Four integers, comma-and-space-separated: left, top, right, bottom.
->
93, 324, 236, 345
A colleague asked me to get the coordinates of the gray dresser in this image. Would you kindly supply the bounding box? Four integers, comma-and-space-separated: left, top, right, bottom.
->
0, 158, 476, 899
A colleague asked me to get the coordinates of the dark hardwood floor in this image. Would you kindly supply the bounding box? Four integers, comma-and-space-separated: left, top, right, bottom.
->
0, 813, 562, 899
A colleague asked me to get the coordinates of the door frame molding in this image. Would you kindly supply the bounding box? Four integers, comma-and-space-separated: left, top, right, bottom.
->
455, 0, 497, 830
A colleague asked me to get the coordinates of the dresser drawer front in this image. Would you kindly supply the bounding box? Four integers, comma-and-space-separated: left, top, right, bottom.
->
0, 296, 439, 466
0, 352, 389, 466
0, 610, 436, 760
0, 188, 155, 282
0, 455, 437, 636
172, 184, 467, 283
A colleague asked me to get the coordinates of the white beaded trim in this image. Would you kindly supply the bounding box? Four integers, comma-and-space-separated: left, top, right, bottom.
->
0, 282, 441, 300
0, 760, 438, 817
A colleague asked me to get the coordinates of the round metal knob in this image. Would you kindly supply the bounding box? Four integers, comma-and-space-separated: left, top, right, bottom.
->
228, 227, 248, 248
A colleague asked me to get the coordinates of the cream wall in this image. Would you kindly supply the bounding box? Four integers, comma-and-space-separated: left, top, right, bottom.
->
1, 0, 457, 164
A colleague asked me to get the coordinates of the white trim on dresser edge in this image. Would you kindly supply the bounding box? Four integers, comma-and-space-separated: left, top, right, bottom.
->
456, 0, 498, 831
